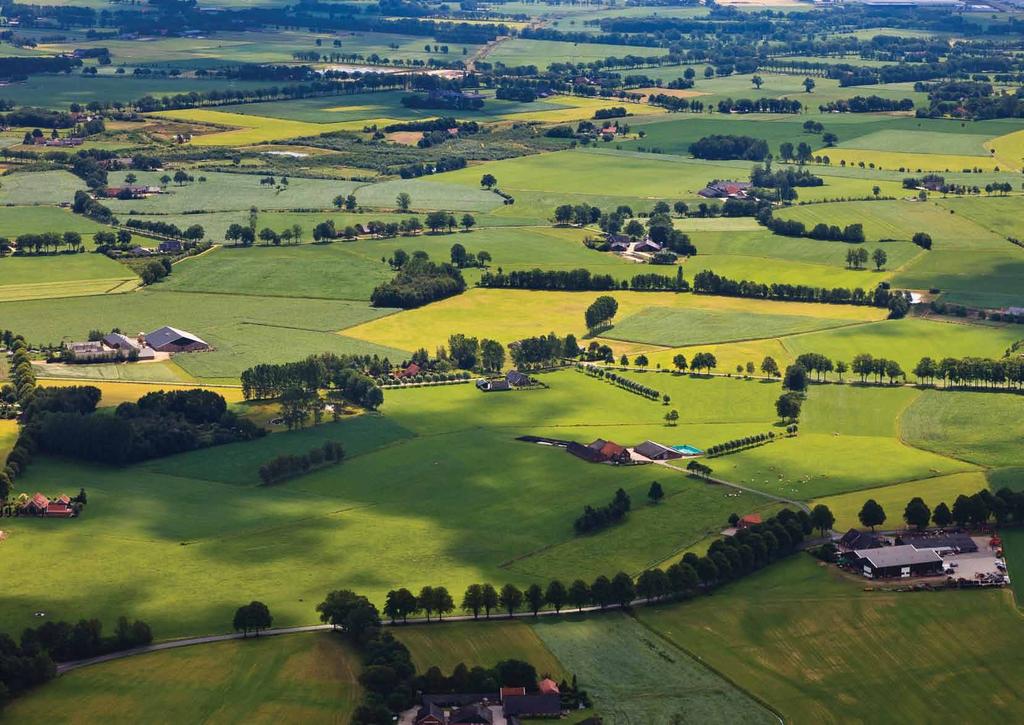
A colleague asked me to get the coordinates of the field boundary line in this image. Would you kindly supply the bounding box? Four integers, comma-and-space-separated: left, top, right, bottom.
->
628, 611, 786, 724
601, 317, 881, 349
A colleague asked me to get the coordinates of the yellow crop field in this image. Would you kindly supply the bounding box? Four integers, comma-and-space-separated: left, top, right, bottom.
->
343, 288, 885, 352
986, 128, 1024, 170
150, 109, 395, 146
814, 146, 1007, 172
520, 95, 666, 123
0, 277, 137, 302
36, 379, 245, 407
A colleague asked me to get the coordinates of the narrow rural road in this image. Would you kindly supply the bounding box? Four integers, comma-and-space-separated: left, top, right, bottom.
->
56, 598, 667, 674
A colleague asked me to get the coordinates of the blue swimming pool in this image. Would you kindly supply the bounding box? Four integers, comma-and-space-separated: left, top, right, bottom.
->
672, 445, 703, 456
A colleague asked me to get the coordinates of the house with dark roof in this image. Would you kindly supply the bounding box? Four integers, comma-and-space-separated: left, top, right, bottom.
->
853, 545, 943, 579
633, 239, 663, 254
396, 362, 421, 379
476, 377, 511, 392
505, 370, 531, 387
502, 694, 562, 718
698, 180, 752, 199
449, 704, 493, 724
838, 528, 883, 551
158, 240, 183, 254
633, 440, 683, 461
900, 532, 978, 554
569, 439, 631, 464
415, 702, 446, 725
144, 326, 209, 353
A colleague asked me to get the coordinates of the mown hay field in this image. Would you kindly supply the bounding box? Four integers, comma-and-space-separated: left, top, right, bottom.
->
3, 633, 363, 725
344, 287, 885, 353
900, 389, 1024, 468
638, 556, 1024, 723
533, 614, 776, 724
395, 620, 566, 678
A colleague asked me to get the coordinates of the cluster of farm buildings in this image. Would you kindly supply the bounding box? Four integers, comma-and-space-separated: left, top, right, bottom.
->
521, 436, 701, 465
835, 529, 1008, 584
4, 493, 78, 519
63, 326, 208, 363
412, 682, 563, 725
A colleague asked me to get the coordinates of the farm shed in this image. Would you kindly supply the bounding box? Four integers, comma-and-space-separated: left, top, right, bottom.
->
633, 440, 683, 461
900, 532, 978, 554
502, 694, 562, 718
144, 326, 209, 353
838, 528, 883, 551
853, 545, 944, 579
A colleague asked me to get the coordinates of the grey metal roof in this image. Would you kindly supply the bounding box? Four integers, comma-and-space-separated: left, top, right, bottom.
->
145, 326, 207, 349
634, 440, 674, 458
103, 332, 141, 351
855, 545, 942, 569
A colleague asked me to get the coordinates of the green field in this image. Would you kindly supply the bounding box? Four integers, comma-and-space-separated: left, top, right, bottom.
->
710, 383, 977, 499
811, 470, 989, 532
0, 289, 403, 382
0, 371, 789, 638
0, 252, 138, 301
0, 170, 87, 206
775, 199, 1005, 246
532, 613, 776, 723
900, 389, 1024, 468
102, 169, 500, 215
2, 633, 363, 724
604, 305, 870, 348
394, 620, 566, 677
487, 37, 669, 68
345, 288, 884, 355
638, 556, 1024, 723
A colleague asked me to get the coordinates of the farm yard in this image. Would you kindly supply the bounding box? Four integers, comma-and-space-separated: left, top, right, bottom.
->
1, 0, 1024, 720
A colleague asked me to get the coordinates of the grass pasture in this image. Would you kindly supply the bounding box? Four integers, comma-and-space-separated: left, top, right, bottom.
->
0, 253, 138, 302
604, 305, 870, 348
710, 383, 977, 499
394, 620, 566, 678
0, 371, 789, 638
151, 109, 376, 146
2, 633, 363, 725
0, 170, 86, 205
0, 289, 403, 382
774, 200, 1005, 247
532, 614, 776, 724
900, 389, 1024, 468
638, 556, 1024, 723
811, 471, 988, 532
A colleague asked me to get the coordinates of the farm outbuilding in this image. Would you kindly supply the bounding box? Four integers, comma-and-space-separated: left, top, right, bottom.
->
633, 440, 683, 461
853, 545, 944, 579
144, 326, 209, 353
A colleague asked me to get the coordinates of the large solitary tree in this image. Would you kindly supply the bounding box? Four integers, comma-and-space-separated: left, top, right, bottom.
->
233, 601, 272, 638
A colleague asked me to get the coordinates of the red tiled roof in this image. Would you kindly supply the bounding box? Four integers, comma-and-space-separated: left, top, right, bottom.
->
31, 493, 48, 508
45, 503, 73, 517
740, 513, 762, 525
600, 441, 626, 457
539, 678, 560, 694
500, 687, 526, 699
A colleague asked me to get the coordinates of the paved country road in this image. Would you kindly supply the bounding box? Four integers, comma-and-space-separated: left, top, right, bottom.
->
56, 599, 659, 674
